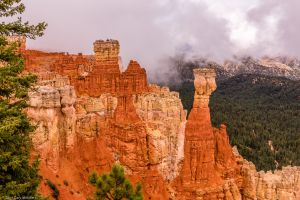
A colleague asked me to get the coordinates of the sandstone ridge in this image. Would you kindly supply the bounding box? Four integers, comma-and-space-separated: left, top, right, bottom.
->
23, 39, 300, 200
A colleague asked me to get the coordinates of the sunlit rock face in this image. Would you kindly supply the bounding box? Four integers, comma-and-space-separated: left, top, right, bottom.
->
24, 39, 300, 200
134, 84, 187, 181
235, 147, 300, 200
27, 76, 77, 173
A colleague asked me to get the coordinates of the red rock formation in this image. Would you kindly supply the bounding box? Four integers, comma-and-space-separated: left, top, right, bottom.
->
25, 39, 166, 199
174, 69, 241, 199
182, 69, 219, 185
25, 39, 148, 97
109, 94, 169, 199
24, 39, 300, 200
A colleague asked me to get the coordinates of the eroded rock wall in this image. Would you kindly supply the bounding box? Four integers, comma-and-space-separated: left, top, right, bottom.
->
235, 147, 300, 200
24, 39, 300, 200
27, 75, 116, 199
25, 40, 170, 199
134, 84, 187, 181
27, 75, 77, 172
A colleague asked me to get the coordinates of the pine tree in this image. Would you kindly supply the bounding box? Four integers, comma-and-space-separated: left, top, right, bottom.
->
89, 164, 143, 200
0, 0, 47, 198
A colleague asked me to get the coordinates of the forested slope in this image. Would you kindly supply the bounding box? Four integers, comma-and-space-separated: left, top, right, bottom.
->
173, 74, 300, 171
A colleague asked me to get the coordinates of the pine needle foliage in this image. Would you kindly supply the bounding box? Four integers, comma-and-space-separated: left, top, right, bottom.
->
89, 164, 143, 200
0, 0, 46, 198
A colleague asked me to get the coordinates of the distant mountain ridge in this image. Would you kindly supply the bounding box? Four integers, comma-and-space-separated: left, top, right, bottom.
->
220, 56, 300, 81
162, 55, 300, 87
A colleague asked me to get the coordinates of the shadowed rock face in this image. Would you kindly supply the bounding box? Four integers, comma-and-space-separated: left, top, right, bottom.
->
23, 39, 300, 200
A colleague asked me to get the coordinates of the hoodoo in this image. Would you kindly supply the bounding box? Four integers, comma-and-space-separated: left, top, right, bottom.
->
182, 68, 220, 184
174, 68, 241, 199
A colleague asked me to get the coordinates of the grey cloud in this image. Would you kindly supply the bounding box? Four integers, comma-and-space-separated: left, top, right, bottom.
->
247, 0, 300, 58
278, 1, 300, 57
22, 0, 232, 76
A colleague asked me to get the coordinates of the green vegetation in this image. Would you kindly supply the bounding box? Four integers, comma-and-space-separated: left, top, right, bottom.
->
173, 74, 300, 171
89, 164, 143, 200
0, 0, 47, 197
175, 81, 194, 116
210, 74, 300, 171
46, 180, 59, 199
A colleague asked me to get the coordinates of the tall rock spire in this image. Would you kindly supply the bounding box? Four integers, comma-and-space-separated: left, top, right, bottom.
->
181, 68, 219, 184
175, 68, 240, 199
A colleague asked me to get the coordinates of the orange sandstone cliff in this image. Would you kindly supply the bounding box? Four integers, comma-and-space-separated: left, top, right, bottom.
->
23, 39, 300, 200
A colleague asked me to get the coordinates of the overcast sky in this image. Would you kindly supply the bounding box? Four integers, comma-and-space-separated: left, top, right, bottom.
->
22, 0, 300, 73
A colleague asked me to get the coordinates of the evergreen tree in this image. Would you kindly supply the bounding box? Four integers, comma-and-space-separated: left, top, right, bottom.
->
0, 0, 46, 197
89, 164, 143, 200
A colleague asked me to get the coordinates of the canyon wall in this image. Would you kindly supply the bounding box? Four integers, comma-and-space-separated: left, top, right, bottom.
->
23, 39, 300, 200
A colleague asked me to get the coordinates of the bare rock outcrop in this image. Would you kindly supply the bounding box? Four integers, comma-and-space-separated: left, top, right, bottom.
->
234, 147, 300, 200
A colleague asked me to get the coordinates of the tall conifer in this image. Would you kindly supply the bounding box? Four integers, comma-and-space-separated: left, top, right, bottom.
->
0, 0, 46, 197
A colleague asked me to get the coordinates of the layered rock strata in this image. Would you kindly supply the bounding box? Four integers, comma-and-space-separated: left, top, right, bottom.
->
23, 39, 300, 200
